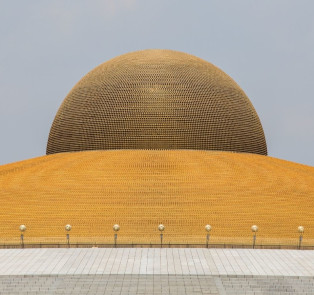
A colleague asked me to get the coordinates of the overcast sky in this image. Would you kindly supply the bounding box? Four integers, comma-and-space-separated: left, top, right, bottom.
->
0, 0, 313, 166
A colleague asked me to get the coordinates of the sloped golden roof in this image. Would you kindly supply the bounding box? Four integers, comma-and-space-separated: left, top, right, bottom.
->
47, 50, 267, 155
0, 150, 313, 245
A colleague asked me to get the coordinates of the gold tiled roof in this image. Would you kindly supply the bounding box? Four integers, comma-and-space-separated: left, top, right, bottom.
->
0, 150, 313, 245
47, 50, 267, 155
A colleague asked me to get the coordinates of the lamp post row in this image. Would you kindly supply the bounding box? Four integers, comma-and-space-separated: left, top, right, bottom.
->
18, 224, 306, 248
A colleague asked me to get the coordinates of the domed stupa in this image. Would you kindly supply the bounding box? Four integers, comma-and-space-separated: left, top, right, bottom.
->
47, 50, 267, 155
0, 50, 313, 245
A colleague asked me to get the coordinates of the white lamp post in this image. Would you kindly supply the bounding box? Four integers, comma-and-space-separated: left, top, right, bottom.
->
19, 225, 26, 248
158, 224, 165, 247
251, 225, 258, 249
65, 224, 72, 247
298, 226, 304, 249
113, 224, 120, 246
205, 225, 212, 248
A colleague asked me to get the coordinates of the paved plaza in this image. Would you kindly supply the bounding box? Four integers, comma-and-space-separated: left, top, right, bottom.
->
0, 248, 313, 294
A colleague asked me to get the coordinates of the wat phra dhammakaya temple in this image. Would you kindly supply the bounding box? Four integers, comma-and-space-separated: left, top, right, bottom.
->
0, 49, 313, 246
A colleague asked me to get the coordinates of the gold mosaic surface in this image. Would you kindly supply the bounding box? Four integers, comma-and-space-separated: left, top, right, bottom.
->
47, 50, 267, 155
0, 150, 313, 245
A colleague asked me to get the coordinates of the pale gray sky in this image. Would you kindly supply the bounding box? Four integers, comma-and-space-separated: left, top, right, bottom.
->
0, 0, 313, 166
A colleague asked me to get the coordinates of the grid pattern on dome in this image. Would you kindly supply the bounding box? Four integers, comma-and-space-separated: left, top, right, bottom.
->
47, 50, 267, 155
0, 150, 313, 245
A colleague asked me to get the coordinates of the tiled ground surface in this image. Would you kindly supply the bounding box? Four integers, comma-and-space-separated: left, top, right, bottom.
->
0, 249, 313, 294
0, 274, 313, 294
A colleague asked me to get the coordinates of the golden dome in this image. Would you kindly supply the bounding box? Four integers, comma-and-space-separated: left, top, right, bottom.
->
0, 150, 313, 245
47, 49, 267, 155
